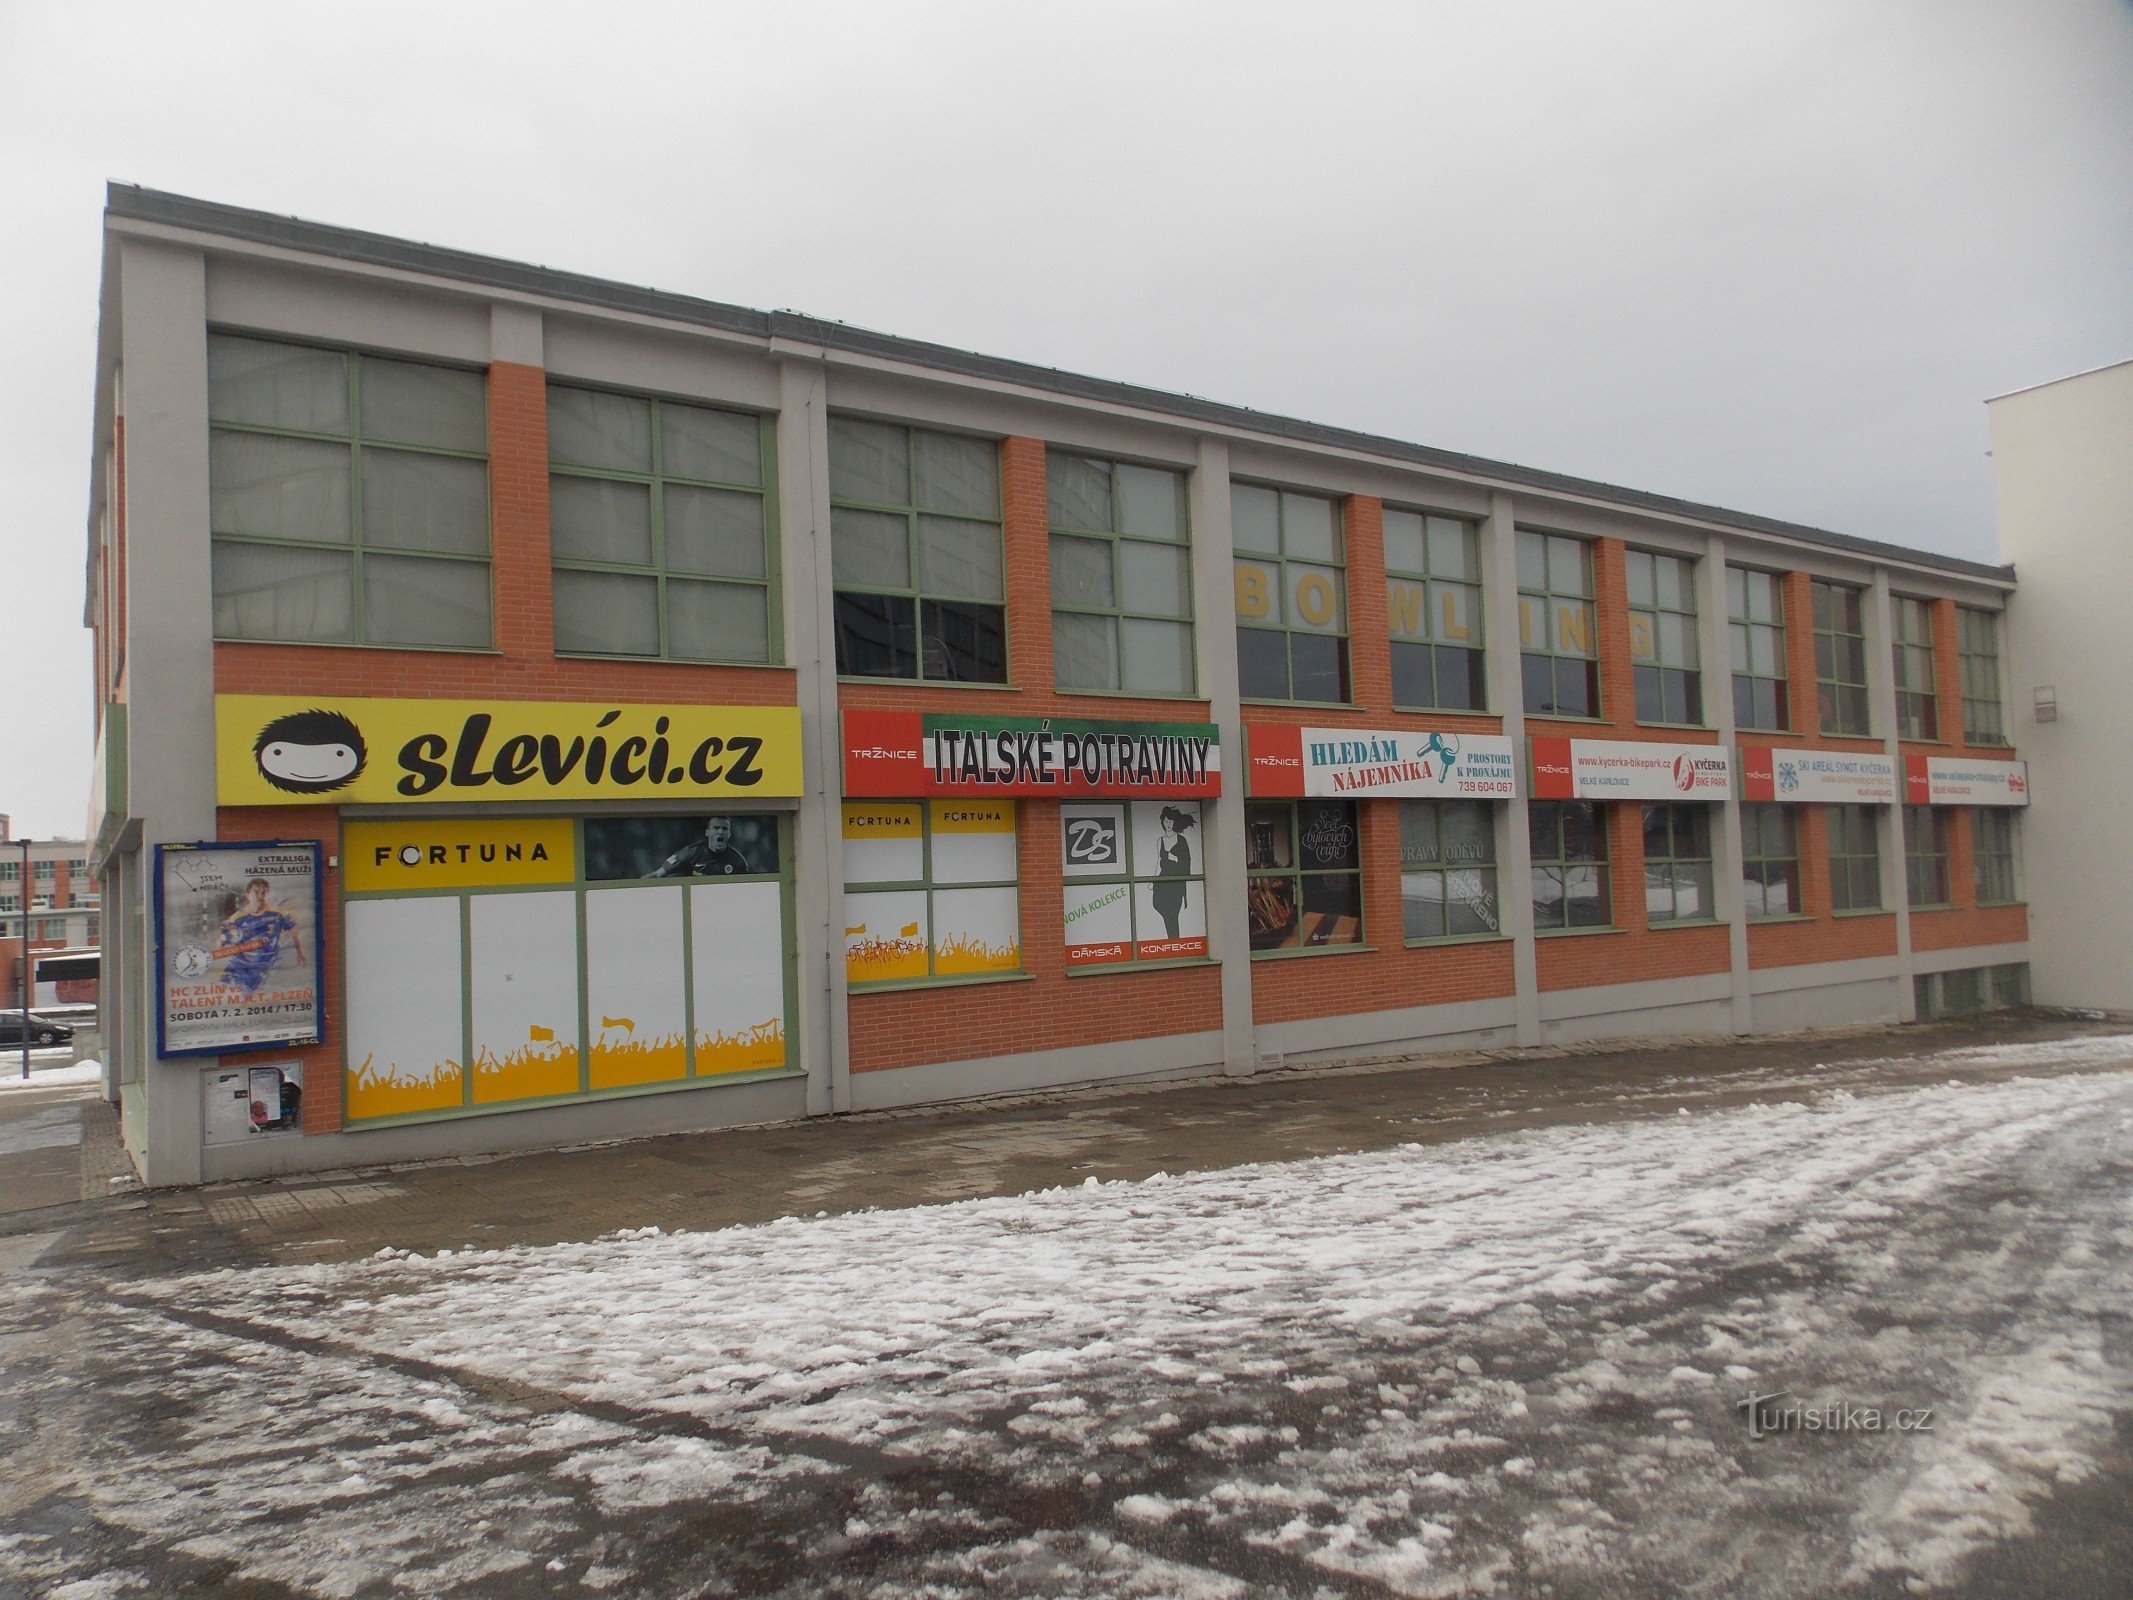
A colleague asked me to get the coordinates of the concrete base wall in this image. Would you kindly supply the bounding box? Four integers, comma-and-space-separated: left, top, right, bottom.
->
1256, 996, 1518, 1066
849, 1029, 1227, 1114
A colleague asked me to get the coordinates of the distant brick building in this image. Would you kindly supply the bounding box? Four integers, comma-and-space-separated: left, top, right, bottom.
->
0, 816, 99, 1000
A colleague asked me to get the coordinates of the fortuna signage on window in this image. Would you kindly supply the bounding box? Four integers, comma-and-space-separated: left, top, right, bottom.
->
1904, 753, 2030, 807
1530, 737, 1732, 801
215, 695, 802, 806
1246, 726, 1518, 799
1738, 746, 1897, 804
842, 710, 1221, 798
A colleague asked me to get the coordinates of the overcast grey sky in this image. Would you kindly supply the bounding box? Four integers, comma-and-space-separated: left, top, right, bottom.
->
2, 0, 2129, 837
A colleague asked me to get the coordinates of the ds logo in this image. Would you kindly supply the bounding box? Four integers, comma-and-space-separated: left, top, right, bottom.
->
1064, 816, 1122, 867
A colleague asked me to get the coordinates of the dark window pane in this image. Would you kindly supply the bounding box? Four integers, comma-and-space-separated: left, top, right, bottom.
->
1521, 653, 1554, 714
920, 600, 1006, 683
1245, 804, 1293, 870
1643, 805, 1671, 859
1634, 665, 1664, 723
1561, 800, 1604, 862
1237, 627, 1290, 699
1247, 874, 1298, 949
1445, 869, 1499, 935
1440, 647, 1486, 710
1295, 800, 1359, 870
1529, 803, 1560, 863
1390, 640, 1435, 707
1290, 633, 1350, 703
1733, 675, 1756, 729
1676, 671, 1702, 725
1299, 872, 1363, 945
1402, 873, 1448, 940
1566, 865, 1610, 926
1554, 657, 1597, 718
834, 590, 916, 678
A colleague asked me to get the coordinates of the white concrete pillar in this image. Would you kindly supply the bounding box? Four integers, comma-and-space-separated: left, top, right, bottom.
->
1480, 491, 1540, 1046
1697, 535, 1751, 1033
1866, 568, 1916, 1019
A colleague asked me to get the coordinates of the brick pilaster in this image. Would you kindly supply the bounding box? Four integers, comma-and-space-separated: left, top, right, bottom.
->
1343, 495, 1391, 713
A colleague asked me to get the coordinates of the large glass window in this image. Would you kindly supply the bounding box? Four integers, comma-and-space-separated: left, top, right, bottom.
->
843, 801, 1020, 984
1384, 509, 1485, 711
1642, 803, 1715, 923
1740, 802, 1801, 918
208, 334, 491, 648
1812, 581, 1871, 736
1904, 805, 1950, 907
831, 420, 1005, 683
1627, 550, 1702, 725
1517, 531, 1599, 717
549, 386, 775, 662
1245, 799, 1362, 952
1727, 566, 1789, 732
1957, 607, 2006, 745
1828, 804, 1883, 912
1399, 800, 1499, 940
1049, 453, 1193, 694
1974, 809, 2018, 905
1234, 484, 1350, 703
1892, 598, 1940, 741
1060, 801, 1208, 966
1530, 800, 1611, 930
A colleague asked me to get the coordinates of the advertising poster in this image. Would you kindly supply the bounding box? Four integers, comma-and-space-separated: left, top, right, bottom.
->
1738, 747, 1898, 804
1247, 725, 1517, 799
156, 841, 323, 1057
202, 1061, 304, 1146
1061, 801, 1207, 965
1903, 754, 2029, 807
844, 709, 1221, 799
1530, 737, 1732, 801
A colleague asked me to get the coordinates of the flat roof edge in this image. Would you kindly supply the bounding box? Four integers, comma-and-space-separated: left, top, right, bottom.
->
104, 183, 2014, 586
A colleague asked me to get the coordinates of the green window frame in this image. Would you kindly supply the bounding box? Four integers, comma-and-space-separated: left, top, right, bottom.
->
1957, 606, 2006, 745
1384, 509, 1486, 712
1904, 805, 1950, 907
1233, 484, 1351, 704
1245, 798, 1363, 953
1973, 808, 2018, 905
1048, 453, 1195, 695
1740, 802, 1801, 918
1627, 550, 1704, 725
829, 418, 1006, 684
1642, 802, 1715, 923
1517, 531, 1600, 718
1530, 799, 1611, 930
1828, 803, 1883, 911
1399, 799, 1500, 941
1892, 597, 1940, 741
548, 384, 779, 664
842, 801, 1022, 987
208, 332, 492, 649
1728, 566, 1790, 732
1813, 580, 1871, 736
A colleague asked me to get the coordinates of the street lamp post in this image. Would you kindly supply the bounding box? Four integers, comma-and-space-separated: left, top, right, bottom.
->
18, 838, 31, 1082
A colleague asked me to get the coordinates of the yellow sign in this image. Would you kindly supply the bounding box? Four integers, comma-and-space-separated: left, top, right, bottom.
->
842, 802, 921, 840
217, 695, 802, 807
344, 818, 577, 891
927, 799, 1014, 834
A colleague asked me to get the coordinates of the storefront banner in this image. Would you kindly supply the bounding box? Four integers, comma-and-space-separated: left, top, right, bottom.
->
1904, 753, 2030, 807
1738, 746, 1898, 804
842, 709, 1221, 798
343, 817, 577, 892
1530, 737, 1732, 801
1246, 725, 1517, 799
217, 695, 802, 807
155, 841, 324, 1057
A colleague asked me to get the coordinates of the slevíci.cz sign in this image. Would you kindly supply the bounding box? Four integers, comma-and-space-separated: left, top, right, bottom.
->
1531, 737, 1732, 801
842, 710, 1221, 798
1247, 725, 1517, 799
216, 696, 802, 806
1738, 747, 1897, 804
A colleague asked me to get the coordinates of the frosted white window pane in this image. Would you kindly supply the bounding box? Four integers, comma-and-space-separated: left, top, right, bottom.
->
1130, 800, 1201, 876
690, 881, 788, 1071
551, 477, 653, 566
844, 888, 928, 983
668, 579, 769, 662
1053, 612, 1117, 690
212, 541, 355, 642
666, 485, 765, 578
364, 554, 491, 648
586, 886, 689, 1087
1231, 484, 1280, 555
361, 359, 486, 452
1287, 563, 1347, 633
1120, 540, 1190, 618
468, 891, 579, 1103
344, 896, 463, 1110
663, 404, 760, 486
1064, 880, 1133, 953
362, 449, 488, 555
1427, 518, 1476, 580
1050, 535, 1113, 609
210, 431, 351, 541
842, 804, 924, 884
829, 417, 908, 505
1656, 555, 1690, 611
1061, 804, 1127, 879
1659, 611, 1698, 668
929, 808, 1018, 883
1549, 536, 1588, 596
1047, 454, 1112, 532
1727, 566, 1748, 617
554, 568, 658, 655
920, 516, 1003, 602
912, 432, 998, 517
1731, 625, 1752, 674
1626, 550, 1656, 607
208, 336, 348, 433
1551, 598, 1596, 657
931, 886, 1020, 974
548, 386, 652, 473
1516, 530, 1548, 589
1234, 557, 1281, 627
1282, 492, 1339, 561
1115, 464, 1182, 541
1382, 509, 1426, 574
1518, 594, 1547, 650
830, 507, 910, 589
1122, 618, 1194, 694
1435, 581, 1479, 644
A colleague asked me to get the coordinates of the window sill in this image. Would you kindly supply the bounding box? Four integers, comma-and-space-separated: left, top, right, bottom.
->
1735, 725, 1794, 737
560, 650, 791, 669
1534, 924, 1623, 939
215, 637, 503, 656
1635, 720, 1714, 734
1975, 898, 2026, 910
1907, 901, 1955, 913
1402, 931, 1511, 950
1241, 698, 1359, 711
1647, 916, 1726, 930
837, 676, 1020, 692
848, 969, 1033, 996
1050, 686, 1210, 704
1390, 704, 1496, 718
1831, 907, 1893, 919
1524, 711, 1610, 726
1747, 912, 1815, 925
1066, 957, 1219, 977
1250, 942, 1377, 962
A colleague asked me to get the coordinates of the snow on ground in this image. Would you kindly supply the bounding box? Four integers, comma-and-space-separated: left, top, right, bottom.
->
12, 1035, 2133, 1597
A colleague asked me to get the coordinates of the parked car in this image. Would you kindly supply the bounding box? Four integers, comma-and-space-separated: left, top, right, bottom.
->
0, 1011, 74, 1048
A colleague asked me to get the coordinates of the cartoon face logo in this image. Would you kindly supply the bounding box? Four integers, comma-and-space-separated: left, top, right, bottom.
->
253, 709, 368, 794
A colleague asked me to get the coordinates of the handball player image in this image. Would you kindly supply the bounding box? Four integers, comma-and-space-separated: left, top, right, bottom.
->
211, 877, 303, 996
